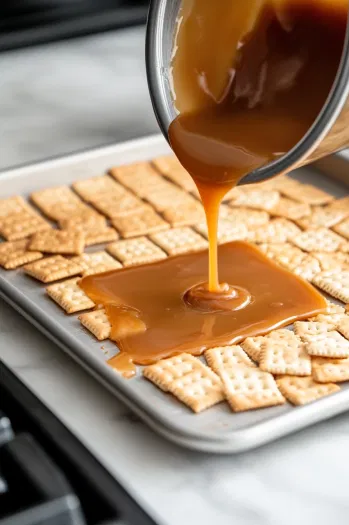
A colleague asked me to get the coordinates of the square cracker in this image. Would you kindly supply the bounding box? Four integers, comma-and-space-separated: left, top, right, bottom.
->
162, 201, 205, 227
46, 278, 95, 314
259, 332, 311, 376
195, 219, 248, 244
313, 313, 347, 330
145, 186, 193, 212
110, 165, 164, 198
272, 244, 304, 264
79, 308, 111, 340
294, 321, 333, 339
312, 356, 349, 383
242, 329, 296, 363
143, 353, 224, 413
279, 183, 334, 205
29, 230, 85, 255
111, 206, 169, 237
248, 219, 300, 244
72, 251, 122, 276
312, 270, 349, 303
275, 249, 321, 281
327, 196, 349, 213
72, 175, 126, 202
205, 345, 256, 375
107, 237, 167, 266
0, 239, 43, 270
312, 252, 349, 272
229, 189, 280, 211
270, 197, 311, 221
84, 226, 119, 246
272, 176, 302, 192
241, 336, 265, 363
258, 243, 297, 260
333, 218, 349, 240
304, 331, 349, 358
24, 255, 82, 283
338, 316, 349, 340
219, 367, 285, 412
257, 176, 291, 190
276, 376, 339, 405
224, 207, 269, 228
150, 227, 208, 255
59, 210, 107, 229
296, 206, 347, 230
267, 328, 296, 341
42, 201, 91, 221
311, 301, 347, 329
288, 255, 321, 282
31, 185, 80, 207
89, 192, 144, 218
143, 353, 201, 392
110, 161, 160, 184
316, 300, 346, 316
151, 155, 197, 193
134, 179, 174, 200
0, 196, 30, 218
60, 210, 119, 246
30, 185, 87, 220
61, 216, 118, 246
169, 367, 225, 413
291, 228, 344, 253
0, 210, 51, 241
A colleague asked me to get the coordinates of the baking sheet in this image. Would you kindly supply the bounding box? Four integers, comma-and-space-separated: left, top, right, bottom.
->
0, 134, 348, 454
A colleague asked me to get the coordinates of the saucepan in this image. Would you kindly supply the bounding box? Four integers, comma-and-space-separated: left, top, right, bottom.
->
145, 0, 349, 184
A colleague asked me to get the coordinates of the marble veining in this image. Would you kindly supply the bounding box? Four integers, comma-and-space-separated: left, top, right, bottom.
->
0, 26, 349, 525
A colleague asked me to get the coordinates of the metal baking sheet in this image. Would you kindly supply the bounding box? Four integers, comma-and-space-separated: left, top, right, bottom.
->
0, 135, 348, 454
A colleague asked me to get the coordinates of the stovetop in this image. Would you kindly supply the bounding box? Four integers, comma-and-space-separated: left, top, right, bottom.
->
0, 361, 157, 525
0, 1, 149, 52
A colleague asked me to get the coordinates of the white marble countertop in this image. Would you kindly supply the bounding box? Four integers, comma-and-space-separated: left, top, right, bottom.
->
0, 27, 158, 171
1, 27, 349, 525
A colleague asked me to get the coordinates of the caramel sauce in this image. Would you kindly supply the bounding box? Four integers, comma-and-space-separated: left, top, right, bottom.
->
108, 352, 136, 379
169, 0, 347, 291
79, 0, 347, 375
80, 242, 326, 369
184, 282, 251, 313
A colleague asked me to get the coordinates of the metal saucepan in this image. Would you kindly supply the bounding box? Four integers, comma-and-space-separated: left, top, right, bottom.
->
146, 0, 349, 184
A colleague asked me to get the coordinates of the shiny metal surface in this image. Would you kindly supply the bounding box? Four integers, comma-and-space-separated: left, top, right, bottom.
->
0, 135, 348, 453
146, 0, 349, 184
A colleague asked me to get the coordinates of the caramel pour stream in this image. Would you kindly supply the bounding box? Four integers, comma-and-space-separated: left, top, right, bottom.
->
196, 180, 233, 292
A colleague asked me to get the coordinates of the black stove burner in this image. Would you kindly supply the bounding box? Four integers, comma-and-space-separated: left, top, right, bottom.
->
0, 361, 157, 525
0, 1, 149, 52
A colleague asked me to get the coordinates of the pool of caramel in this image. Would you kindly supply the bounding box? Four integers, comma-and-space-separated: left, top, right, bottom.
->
80, 242, 326, 375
